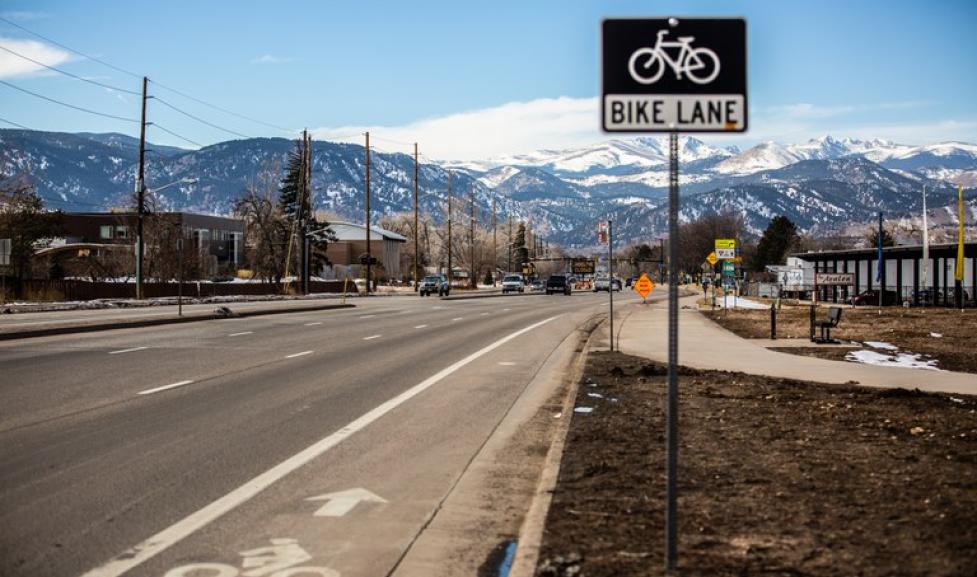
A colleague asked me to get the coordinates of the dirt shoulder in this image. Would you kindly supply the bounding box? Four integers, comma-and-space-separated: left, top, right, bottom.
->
535, 351, 977, 577
707, 306, 977, 373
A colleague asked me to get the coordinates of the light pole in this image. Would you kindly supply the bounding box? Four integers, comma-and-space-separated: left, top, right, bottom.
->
137, 177, 198, 299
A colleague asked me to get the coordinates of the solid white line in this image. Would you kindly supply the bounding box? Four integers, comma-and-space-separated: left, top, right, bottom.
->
228, 331, 253, 337
503, 308, 511, 311
108, 346, 147, 355
414, 324, 428, 329
137, 380, 193, 396
359, 314, 375, 319
480, 312, 489, 316
363, 334, 382, 340
285, 350, 313, 358
81, 314, 560, 577
304, 322, 323, 326
452, 317, 463, 321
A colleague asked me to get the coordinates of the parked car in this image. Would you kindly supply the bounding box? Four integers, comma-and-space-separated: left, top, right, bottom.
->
593, 276, 622, 292
850, 289, 899, 306
418, 274, 450, 297
530, 280, 545, 292
501, 275, 525, 294
545, 275, 572, 295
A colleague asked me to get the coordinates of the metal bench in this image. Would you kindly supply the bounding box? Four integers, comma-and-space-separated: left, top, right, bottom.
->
812, 306, 842, 343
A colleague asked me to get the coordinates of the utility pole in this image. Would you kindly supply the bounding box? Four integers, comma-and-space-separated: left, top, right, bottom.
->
507, 214, 513, 274
470, 187, 476, 289
135, 75, 148, 300
492, 197, 497, 286
364, 131, 372, 294
608, 219, 614, 352
446, 171, 452, 283
413, 142, 419, 291
298, 129, 308, 295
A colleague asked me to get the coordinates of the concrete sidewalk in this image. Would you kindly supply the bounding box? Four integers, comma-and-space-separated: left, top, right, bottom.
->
616, 295, 977, 396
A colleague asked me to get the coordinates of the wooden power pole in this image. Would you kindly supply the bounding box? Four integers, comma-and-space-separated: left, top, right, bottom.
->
492, 197, 497, 286
364, 131, 371, 293
413, 142, 419, 291
470, 187, 476, 289
135, 76, 148, 300
446, 171, 452, 282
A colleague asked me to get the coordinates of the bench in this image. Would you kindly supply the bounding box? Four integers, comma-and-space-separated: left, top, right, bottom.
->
812, 306, 842, 343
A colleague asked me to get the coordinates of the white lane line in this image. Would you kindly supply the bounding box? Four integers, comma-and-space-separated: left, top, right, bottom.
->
304, 322, 323, 326
452, 317, 463, 321
503, 308, 511, 311
359, 315, 376, 319
228, 331, 253, 337
498, 361, 517, 366
285, 351, 313, 359
108, 346, 147, 355
81, 314, 561, 577
363, 334, 382, 340
480, 312, 489, 316
137, 380, 193, 396
414, 324, 428, 329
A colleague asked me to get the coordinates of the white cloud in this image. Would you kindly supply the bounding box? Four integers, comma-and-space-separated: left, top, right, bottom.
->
0, 36, 73, 78
250, 54, 297, 64
0, 11, 49, 21
311, 96, 975, 162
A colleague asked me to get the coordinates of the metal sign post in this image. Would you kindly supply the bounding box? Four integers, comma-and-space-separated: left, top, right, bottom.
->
602, 16, 747, 573
608, 220, 615, 351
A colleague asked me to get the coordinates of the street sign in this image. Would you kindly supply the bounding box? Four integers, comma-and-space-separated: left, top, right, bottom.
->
571, 258, 596, 275
0, 238, 10, 266
722, 261, 735, 274
714, 238, 736, 249
597, 221, 608, 244
634, 273, 655, 299
716, 248, 735, 259
815, 272, 854, 286
601, 18, 747, 132
705, 251, 718, 265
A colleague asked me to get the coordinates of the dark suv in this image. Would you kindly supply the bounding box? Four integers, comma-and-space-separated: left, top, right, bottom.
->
546, 275, 571, 295
419, 275, 450, 297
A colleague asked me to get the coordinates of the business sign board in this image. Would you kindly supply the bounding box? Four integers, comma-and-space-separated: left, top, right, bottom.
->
602, 18, 747, 132
815, 272, 855, 286
572, 258, 596, 275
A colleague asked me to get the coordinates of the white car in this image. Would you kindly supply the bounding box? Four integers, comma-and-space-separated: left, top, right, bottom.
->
592, 277, 622, 292
501, 275, 524, 294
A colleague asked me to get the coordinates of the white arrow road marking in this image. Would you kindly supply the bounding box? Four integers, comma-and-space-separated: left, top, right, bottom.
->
109, 346, 147, 355
285, 351, 313, 359
137, 380, 193, 396
81, 314, 560, 577
306, 488, 387, 517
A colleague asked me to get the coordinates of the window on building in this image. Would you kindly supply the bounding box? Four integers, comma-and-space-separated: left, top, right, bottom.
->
100, 225, 113, 239
116, 226, 129, 239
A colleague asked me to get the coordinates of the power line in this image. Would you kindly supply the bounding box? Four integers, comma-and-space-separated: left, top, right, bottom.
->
151, 123, 203, 148
0, 43, 141, 95
152, 96, 251, 139
0, 15, 143, 79
150, 80, 296, 134
0, 116, 31, 130
0, 79, 140, 123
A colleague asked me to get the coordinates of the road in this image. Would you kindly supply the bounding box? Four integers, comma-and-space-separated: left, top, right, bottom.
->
0, 290, 633, 577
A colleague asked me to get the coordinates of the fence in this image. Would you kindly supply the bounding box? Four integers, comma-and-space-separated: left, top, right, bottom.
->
11, 279, 348, 302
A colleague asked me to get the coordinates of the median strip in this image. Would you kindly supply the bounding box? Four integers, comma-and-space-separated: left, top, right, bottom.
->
108, 346, 148, 355
137, 380, 194, 396
285, 351, 313, 359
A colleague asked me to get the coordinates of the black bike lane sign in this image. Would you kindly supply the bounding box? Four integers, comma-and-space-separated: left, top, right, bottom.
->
602, 18, 747, 132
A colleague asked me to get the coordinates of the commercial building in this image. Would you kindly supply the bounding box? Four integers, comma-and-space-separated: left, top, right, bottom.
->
316, 221, 407, 279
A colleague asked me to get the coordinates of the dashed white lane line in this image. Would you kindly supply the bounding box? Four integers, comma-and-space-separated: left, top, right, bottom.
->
359, 315, 376, 319
82, 314, 560, 577
285, 351, 313, 359
304, 322, 323, 326
498, 361, 517, 366
108, 346, 147, 355
228, 331, 253, 337
452, 317, 463, 321
480, 312, 489, 316
363, 335, 382, 340
137, 380, 193, 396
414, 324, 428, 329
502, 308, 511, 311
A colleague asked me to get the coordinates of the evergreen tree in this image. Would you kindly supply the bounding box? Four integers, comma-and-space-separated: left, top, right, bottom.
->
513, 222, 529, 267
866, 227, 895, 248
277, 140, 335, 278
753, 215, 800, 271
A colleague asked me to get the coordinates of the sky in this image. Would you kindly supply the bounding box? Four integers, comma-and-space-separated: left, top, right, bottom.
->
1, 0, 976, 160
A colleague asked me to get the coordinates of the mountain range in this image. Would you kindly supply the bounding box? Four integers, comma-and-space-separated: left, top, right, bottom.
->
2, 129, 975, 248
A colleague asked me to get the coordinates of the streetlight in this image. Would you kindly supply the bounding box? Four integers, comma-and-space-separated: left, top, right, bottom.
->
136, 177, 198, 300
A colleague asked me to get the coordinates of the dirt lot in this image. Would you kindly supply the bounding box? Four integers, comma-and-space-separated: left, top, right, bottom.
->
708, 305, 977, 373
535, 351, 977, 577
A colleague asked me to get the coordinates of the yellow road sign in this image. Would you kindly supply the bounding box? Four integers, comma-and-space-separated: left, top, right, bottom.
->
715, 238, 736, 250
634, 273, 655, 299
706, 251, 718, 265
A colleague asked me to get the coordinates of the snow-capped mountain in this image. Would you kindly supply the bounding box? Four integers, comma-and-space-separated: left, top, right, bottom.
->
2, 129, 974, 248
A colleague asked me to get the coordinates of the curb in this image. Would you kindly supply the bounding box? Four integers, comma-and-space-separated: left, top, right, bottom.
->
0, 303, 356, 341
508, 314, 604, 577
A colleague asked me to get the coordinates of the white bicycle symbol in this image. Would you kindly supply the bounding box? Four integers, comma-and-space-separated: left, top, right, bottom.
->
628, 29, 720, 85
162, 538, 338, 577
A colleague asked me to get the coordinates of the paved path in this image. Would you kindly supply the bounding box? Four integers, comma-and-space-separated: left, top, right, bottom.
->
617, 294, 977, 396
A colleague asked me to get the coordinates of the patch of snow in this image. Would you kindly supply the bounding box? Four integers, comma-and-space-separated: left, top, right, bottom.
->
587, 392, 604, 399
845, 350, 942, 371
574, 407, 594, 414
715, 296, 769, 309
864, 341, 898, 351
930, 332, 943, 338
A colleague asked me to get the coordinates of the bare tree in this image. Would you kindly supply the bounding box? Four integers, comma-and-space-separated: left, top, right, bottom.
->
233, 173, 290, 283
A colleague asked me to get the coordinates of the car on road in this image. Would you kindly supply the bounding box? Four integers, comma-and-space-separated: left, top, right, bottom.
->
850, 289, 899, 306
418, 274, 450, 297
501, 275, 525, 294
546, 275, 572, 295
592, 276, 622, 292
529, 280, 545, 292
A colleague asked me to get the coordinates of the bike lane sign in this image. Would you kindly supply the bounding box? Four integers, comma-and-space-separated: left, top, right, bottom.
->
601, 17, 747, 132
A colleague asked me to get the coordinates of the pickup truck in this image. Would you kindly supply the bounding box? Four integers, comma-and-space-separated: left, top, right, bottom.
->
501, 275, 525, 294
418, 274, 450, 297
546, 275, 571, 295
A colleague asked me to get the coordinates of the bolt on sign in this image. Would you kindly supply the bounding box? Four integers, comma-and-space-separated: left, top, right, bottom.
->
634, 273, 655, 299
602, 18, 747, 132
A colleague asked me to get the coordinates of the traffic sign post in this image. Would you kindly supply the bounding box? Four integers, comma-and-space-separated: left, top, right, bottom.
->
634, 272, 655, 301
603, 16, 747, 573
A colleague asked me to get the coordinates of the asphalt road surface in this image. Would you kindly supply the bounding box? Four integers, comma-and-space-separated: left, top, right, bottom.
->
0, 290, 633, 577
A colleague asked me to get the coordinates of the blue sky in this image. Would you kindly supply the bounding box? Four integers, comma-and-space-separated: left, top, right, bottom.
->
1, 0, 976, 159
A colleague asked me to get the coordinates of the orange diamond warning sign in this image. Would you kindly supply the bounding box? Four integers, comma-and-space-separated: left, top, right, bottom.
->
634, 273, 655, 299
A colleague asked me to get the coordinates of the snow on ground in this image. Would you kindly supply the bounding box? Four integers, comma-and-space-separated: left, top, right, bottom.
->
715, 296, 770, 309
845, 349, 942, 371
864, 341, 898, 351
